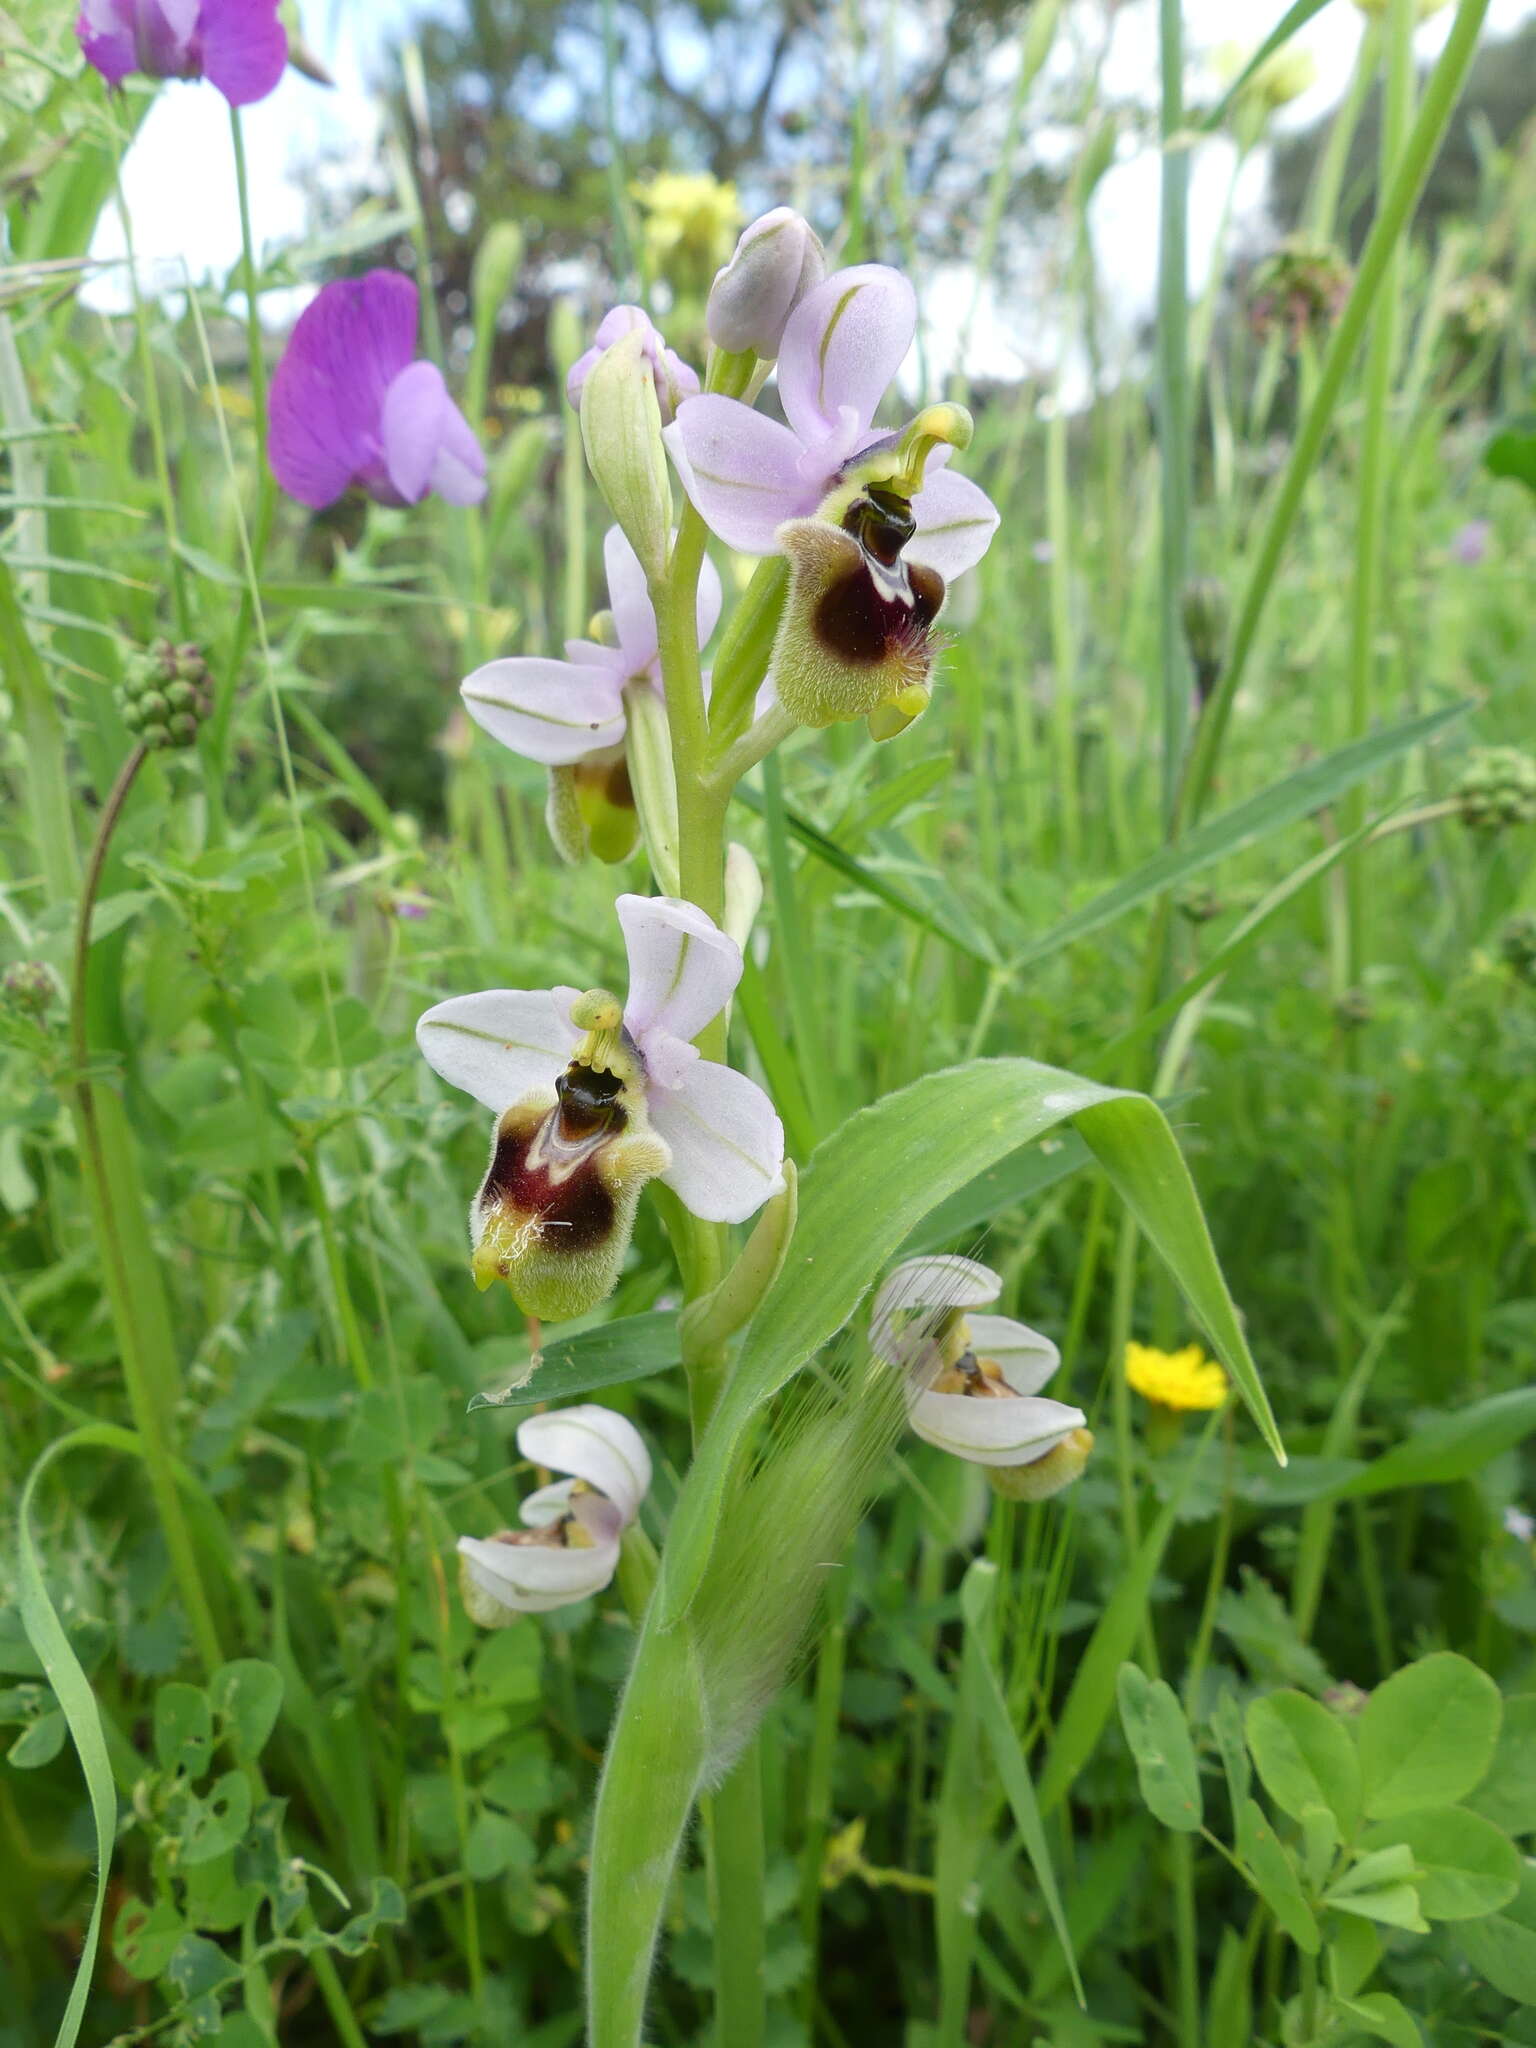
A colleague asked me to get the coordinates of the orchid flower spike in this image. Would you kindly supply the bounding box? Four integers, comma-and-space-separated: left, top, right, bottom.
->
417, 894, 785, 1320
77, 0, 287, 104
268, 272, 487, 512
666, 264, 998, 579
462, 526, 721, 768
870, 1256, 1092, 1502
458, 1406, 650, 1624
566, 306, 699, 427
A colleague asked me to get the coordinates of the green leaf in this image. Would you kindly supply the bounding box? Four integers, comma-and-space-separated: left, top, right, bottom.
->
7, 1709, 66, 1768
1485, 414, 1536, 497
1328, 1915, 1381, 2000
960, 1561, 1082, 2004
331, 1876, 407, 1956
464, 1810, 537, 1881
1456, 1865, 1536, 2003
1330, 1844, 1419, 1897
1211, 1689, 1251, 1820
210, 1661, 283, 1765
1007, 702, 1469, 976
902, 1130, 1093, 1255
164, 1931, 240, 1999
657, 1059, 1281, 1626
1359, 1808, 1519, 1921
1116, 1665, 1203, 1832
1245, 1691, 1361, 1835
1238, 1799, 1320, 1953
113, 1895, 188, 1981
177, 1770, 253, 1867
1358, 1654, 1502, 1819
1326, 1885, 1429, 1934
467, 1310, 678, 1410
154, 1682, 212, 1777
14, 1425, 139, 2048
1330, 1389, 1536, 1500
1468, 1697, 1536, 1836
1331, 1992, 1423, 2048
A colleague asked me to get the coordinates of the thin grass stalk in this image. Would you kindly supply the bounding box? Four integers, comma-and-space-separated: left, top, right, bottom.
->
1178, 0, 1493, 830
1155, 0, 1192, 828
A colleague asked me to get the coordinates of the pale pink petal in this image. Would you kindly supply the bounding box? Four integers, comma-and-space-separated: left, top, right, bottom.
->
649, 1058, 785, 1224
416, 989, 577, 1112
617, 894, 743, 1047
458, 1531, 619, 1613
666, 398, 815, 555
381, 360, 486, 507
966, 1315, 1061, 1397
907, 468, 1000, 580
697, 549, 724, 648
460, 655, 627, 766
776, 265, 916, 443
603, 526, 659, 672
517, 1405, 650, 1523
908, 1391, 1085, 1468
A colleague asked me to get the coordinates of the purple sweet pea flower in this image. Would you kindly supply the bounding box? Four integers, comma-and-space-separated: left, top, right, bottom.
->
1451, 519, 1491, 565
665, 264, 999, 581
268, 272, 486, 512
566, 306, 699, 427
77, 0, 287, 106
460, 525, 721, 765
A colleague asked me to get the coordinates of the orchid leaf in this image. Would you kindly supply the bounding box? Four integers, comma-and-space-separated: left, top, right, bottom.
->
466, 1311, 679, 1410
657, 1058, 1281, 1626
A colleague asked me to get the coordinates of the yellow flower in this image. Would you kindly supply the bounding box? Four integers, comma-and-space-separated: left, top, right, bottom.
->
632, 173, 740, 269
1125, 1341, 1228, 1412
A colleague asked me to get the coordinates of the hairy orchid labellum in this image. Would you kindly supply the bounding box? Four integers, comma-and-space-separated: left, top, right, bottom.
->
268, 272, 487, 512
417, 895, 784, 1320
460, 525, 720, 865
77, 0, 288, 104
871, 1256, 1092, 1503
458, 1406, 650, 1624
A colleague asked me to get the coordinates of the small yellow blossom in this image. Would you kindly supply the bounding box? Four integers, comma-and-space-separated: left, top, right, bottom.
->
1125, 1341, 1228, 1412
632, 173, 740, 271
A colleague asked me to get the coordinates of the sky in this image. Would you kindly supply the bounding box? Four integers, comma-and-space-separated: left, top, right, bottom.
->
88, 0, 1536, 381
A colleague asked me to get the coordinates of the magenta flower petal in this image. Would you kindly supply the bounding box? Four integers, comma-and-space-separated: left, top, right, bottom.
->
76, 2, 138, 84
603, 526, 659, 672
665, 397, 815, 556
268, 272, 419, 509
460, 655, 628, 766
907, 467, 1000, 579
198, 0, 286, 104
776, 265, 916, 444
381, 360, 486, 507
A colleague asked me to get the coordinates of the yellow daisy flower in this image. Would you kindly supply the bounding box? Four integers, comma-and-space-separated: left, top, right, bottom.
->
1125, 1341, 1228, 1412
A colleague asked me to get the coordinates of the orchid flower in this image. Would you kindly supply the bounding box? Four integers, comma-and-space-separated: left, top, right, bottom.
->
268, 272, 487, 512
567, 306, 699, 427
458, 1406, 650, 1623
461, 526, 721, 767
871, 1256, 1091, 1500
77, 0, 287, 104
666, 265, 998, 580
417, 894, 785, 1320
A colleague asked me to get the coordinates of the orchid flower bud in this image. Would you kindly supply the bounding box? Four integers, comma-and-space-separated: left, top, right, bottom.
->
870, 1256, 1090, 1499
458, 1406, 651, 1623
545, 751, 640, 868
418, 896, 785, 1321
707, 208, 826, 360
578, 327, 674, 585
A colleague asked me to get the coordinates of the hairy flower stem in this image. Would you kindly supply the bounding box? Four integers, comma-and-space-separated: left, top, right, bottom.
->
70, 745, 224, 1674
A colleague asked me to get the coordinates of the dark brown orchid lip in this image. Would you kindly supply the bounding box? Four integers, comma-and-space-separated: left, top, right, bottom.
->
814, 493, 944, 670
477, 1063, 630, 1257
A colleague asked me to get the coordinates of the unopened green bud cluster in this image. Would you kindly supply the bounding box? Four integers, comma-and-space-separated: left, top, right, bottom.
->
1455, 746, 1536, 835
1, 960, 55, 1019
1500, 914, 1536, 986
117, 639, 212, 750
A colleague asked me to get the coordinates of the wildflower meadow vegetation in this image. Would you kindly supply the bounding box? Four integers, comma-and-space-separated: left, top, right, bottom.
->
2, 0, 1535, 2042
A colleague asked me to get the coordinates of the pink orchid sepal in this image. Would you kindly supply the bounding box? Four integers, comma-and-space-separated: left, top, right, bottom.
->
666, 264, 999, 582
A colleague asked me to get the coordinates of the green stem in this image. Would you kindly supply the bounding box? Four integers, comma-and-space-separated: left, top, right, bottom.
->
798, 1559, 850, 2029
707, 1743, 766, 2048
69, 745, 222, 1674
1155, 0, 1192, 826
0, 552, 79, 901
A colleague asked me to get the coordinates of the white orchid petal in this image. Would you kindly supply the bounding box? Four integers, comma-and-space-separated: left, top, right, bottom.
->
906, 468, 1001, 580
416, 989, 576, 1113
458, 1532, 620, 1613
617, 894, 743, 1047
461, 655, 628, 766
519, 1479, 577, 1528
908, 1391, 1085, 1468
603, 525, 660, 671
869, 1254, 1001, 1364
966, 1314, 1061, 1397
515, 1405, 651, 1524
649, 1058, 785, 1224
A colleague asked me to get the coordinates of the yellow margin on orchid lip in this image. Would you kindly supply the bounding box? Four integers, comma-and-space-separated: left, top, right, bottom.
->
1124, 1341, 1229, 1412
